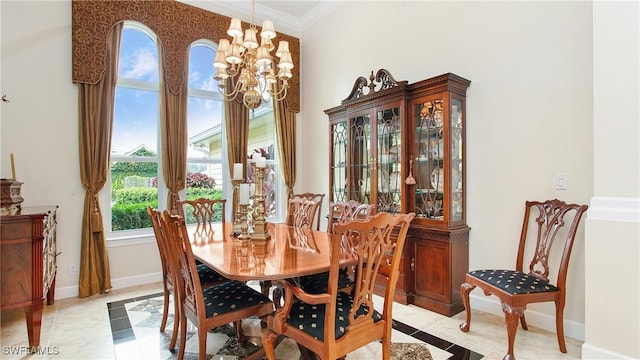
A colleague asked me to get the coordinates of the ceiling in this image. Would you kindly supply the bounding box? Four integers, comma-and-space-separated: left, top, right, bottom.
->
179, 0, 343, 36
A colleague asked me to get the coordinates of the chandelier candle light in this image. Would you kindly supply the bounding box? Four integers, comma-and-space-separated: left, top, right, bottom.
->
213, 0, 294, 110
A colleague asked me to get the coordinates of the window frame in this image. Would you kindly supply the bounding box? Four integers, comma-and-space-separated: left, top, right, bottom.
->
104, 24, 287, 245
104, 21, 163, 245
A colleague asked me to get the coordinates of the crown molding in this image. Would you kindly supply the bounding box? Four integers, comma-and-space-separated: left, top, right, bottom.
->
176, 1, 343, 38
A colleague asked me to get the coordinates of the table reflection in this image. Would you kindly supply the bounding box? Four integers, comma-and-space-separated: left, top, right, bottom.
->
190, 222, 356, 282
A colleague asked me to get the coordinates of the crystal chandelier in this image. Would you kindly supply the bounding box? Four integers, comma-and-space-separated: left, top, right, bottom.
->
213, 0, 294, 110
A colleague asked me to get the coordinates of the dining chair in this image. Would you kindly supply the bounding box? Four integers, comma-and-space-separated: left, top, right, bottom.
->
459, 199, 588, 360
161, 210, 274, 360
146, 206, 226, 351
289, 192, 325, 230
262, 212, 415, 360
298, 200, 378, 294
267, 196, 324, 308
176, 198, 226, 245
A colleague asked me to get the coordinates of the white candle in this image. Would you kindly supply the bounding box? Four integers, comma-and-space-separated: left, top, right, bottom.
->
239, 184, 250, 204
10, 153, 16, 180
233, 163, 243, 180
256, 156, 266, 168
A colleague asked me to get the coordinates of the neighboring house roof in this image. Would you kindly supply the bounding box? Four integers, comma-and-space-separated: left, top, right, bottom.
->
190, 124, 221, 145
124, 144, 155, 156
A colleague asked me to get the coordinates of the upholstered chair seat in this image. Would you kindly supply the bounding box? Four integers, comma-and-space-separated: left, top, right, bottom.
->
297, 268, 354, 294
286, 291, 382, 341
468, 269, 558, 294
195, 263, 226, 284
200, 280, 272, 318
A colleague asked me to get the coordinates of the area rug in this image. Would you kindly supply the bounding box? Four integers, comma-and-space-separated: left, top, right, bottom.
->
346, 342, 433, 360
109, 293, 433, 360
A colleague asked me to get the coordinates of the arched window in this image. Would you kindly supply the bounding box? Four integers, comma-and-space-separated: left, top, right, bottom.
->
106, 22, 162, 237
105, 24, 285, 239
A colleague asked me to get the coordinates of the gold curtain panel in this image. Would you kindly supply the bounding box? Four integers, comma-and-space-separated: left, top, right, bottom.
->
71, 0, 300, 113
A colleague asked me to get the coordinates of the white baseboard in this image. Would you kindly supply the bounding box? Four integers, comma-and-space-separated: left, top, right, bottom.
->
470, 293, 585, 341
54, 272, 163, 300
582, 342, 636, 359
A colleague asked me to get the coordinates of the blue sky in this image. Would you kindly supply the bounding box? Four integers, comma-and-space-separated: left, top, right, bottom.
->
112, 27, 222, 154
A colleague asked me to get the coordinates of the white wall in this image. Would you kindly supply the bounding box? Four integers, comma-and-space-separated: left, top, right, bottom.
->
583, 1, 639, 359
299, 0, 593, 339
1, 0, 162, 297
2, 1, 638, 358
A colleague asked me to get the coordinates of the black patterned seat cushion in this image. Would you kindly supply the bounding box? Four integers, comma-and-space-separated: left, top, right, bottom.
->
468, 269, 558, 294
201, 280, 272, 318
298, 269, 355, 294
197, 263, 226, 284
286, 291, 382, 341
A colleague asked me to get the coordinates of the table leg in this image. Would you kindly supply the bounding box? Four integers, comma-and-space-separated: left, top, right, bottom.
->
259, 280, 272, 297
25, 299, 44, 348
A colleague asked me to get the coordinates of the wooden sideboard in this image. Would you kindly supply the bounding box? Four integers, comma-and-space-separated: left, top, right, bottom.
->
1, 206, 58, 348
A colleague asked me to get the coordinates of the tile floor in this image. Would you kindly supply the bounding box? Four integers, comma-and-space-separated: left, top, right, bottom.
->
0, 281, 583, 360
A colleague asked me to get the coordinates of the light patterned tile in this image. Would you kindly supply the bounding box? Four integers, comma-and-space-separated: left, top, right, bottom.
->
0, 281, 584, 360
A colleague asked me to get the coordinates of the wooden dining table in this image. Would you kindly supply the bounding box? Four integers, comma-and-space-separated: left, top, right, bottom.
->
190, 222, 355, 283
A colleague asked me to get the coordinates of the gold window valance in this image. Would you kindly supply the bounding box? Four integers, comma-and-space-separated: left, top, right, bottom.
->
71, 0, 300, 113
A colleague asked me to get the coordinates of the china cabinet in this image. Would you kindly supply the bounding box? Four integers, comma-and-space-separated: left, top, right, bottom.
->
1, 206, 58, 347
325, 70, 470, 316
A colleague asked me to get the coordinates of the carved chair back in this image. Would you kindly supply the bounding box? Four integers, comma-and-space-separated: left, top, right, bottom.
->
286, 197, 322, 230
289, 192, 325, 230
326, 200, 377, 233
176, 198, 226, 245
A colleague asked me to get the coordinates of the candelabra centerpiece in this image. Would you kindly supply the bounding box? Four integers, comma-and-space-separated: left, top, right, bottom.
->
250, 155, 271, 241
231, 162, 245, 237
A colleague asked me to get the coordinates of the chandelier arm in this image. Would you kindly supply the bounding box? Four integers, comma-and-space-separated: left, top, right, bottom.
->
268, 84, 288, 98
217, 78, 243, 102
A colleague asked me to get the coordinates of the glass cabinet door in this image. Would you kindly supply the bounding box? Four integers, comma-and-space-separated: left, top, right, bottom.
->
330, 121, 348, 202
348, 113, 371, 204
413, 98, 445, 221
450, 98, 464, 222
376, 106, 402, 213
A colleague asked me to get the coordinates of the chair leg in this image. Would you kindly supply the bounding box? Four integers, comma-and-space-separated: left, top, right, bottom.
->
501, 303, 525, 360
198, 325, 207, 360
459, 282, 475, 332
234, 320, 246, 343
261, 327, 278, 360
177, 313, 188, 360
160, 286, 169, 332
519, 313, 528, 330
381, 334, 391, 360
169, 294, 180, 350
555, 301, 567, 353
